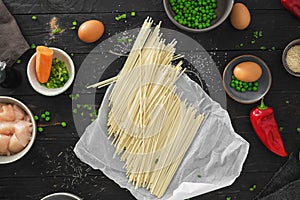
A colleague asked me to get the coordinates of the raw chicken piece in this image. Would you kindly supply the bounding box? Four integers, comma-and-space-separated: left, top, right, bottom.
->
0, 134, 11, 155
8, 134, 25, 153
23, 115, 31, 122
14, 121, 32, 147
13, 105, 25, 120
0, 122, 15, 135
0, 104, 15, 122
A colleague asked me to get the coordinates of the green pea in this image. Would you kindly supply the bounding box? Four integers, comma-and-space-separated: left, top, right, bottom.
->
61, 122, 67, 127
253, 86, 258, 91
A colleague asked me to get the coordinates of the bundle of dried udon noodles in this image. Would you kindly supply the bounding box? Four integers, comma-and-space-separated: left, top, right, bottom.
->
106, 17, 204, 198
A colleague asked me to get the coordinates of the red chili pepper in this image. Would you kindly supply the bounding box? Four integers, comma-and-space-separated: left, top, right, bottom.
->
250, 99, 288, 157
281, 0, 300, 19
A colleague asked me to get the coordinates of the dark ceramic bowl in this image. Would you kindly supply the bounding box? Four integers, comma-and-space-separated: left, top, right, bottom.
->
163, 0, 234, 32
223, 55, 272, 104
282, 39, 300, 77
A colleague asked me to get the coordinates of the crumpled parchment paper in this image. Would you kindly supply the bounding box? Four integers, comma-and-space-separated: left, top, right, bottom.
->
74, 73, 249, 200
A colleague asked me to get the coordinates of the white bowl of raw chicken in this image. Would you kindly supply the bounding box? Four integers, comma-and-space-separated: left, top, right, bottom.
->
0, 96, 36, 164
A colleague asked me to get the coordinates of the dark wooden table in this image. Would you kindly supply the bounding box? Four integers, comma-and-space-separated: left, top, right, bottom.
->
0, 0, 299, 199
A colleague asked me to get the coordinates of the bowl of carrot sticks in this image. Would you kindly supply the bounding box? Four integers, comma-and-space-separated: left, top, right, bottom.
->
27, 46, 75, 96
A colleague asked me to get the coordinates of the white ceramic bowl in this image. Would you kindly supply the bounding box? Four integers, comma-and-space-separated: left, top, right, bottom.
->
41, 192, 81, 200
0, 96, 36, 164
27, 47, 75, 96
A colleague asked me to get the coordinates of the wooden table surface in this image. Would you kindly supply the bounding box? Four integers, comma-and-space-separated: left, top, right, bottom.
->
0, 0, 299, 199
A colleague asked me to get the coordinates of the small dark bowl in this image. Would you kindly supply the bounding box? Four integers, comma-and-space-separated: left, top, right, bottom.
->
223, 55, 272, 104
163, 0, 234, 32
282, 39, 300, 77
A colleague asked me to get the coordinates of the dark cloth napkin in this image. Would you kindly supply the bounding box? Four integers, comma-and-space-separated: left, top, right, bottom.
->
254, 152, 300, 200
0, 0, 29, 67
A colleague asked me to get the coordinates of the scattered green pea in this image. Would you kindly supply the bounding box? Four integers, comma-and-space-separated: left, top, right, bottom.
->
260, 46, 267, 51
279, 127, 284, 132
253, 31, 263, 39
16, 59, 21, 64
131, 11, 136, 17
226, 197, 231, 200
31, 15, 37, 20
41, 113, 46, 119
31, 44, 36, 49
70, 53, 74, 57
45, 111, 50, 116
34, 115, 39, 121
249, 184, 257, 191
61, 122, 67, 127
297, 128, 300, 133
72, 20, 77, 26
285, 100, 289, 104
38, 127, 44, 132
45, 116, 50, 122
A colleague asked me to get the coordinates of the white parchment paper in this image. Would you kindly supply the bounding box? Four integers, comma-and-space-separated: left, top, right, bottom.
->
74, 74, 249, 200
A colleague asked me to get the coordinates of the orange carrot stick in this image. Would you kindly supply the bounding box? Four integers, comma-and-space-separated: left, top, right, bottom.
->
35, 46, 53, 83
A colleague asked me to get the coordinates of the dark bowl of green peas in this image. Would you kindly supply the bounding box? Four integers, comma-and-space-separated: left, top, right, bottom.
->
222, 55, 272, 104
163, 0, 234, 32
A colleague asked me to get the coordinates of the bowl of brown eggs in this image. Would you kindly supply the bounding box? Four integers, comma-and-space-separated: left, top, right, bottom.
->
0, 96, 36, 164
163, 0, 234, 32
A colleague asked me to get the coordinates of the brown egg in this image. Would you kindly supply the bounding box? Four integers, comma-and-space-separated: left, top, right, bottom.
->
233, 62, 262, 82
230, 3, 251, 30
78, 20, 105, 43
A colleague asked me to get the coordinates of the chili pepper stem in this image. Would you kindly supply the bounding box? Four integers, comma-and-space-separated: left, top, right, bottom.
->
258, 98, 268, 110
